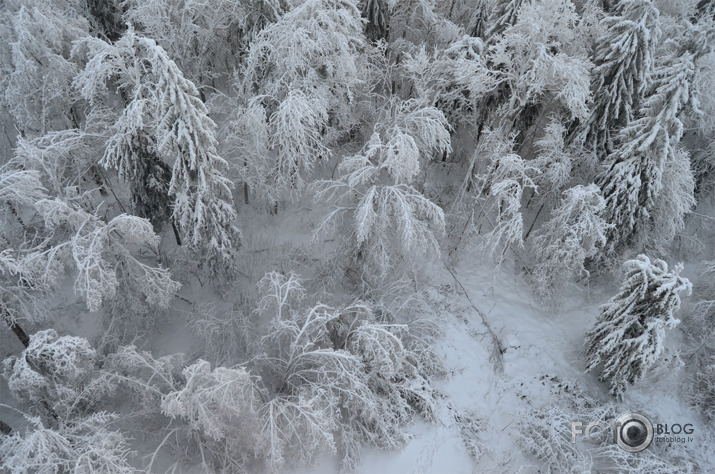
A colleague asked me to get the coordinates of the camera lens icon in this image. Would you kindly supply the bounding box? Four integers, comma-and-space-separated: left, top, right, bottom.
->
615, 413, 653, 453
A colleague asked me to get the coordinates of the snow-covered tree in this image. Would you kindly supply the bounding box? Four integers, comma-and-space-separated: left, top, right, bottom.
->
99, 344, 184, 409
683, 260, 715, 422
85, 0, 125, 41
236, 0, 368, 194
161, 360, 264, 472
487, 0, 593, 131
269, 89, 331, 192
75, 29, 240, 268
484, 0, 525, 41
463, 128, 537, 262
241, 0, 366, 126
13, 129, 103, 199
34, 198, 180, 312
220, 100, 276, 207
530, 184, 611, 305
0, 165, 54, 345
402, 37, 500, 127
647, 147, 696, 252
400, 1, 463, 50
597, 50, 696, 254
585, 255, 691, 399
0, 330, 139, 472
362, 0, 389, 41
123, 0, 281, 86
0, 0, 89, 137
519, 404, 609, 473
0, 165, 47, 225
468, 0, 494, 38
0, 413, 133, 474
532, 120, 574, 197
3, 329, 98, 418
314, 101, 449, 279
577, 0, 661, 158
255, 272, 439, 470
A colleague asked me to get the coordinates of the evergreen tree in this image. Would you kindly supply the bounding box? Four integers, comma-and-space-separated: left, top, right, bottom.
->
585, 255, 691, 399
597, 50, 696, 254
75, 28, 240, 269
577, 0, 661, 159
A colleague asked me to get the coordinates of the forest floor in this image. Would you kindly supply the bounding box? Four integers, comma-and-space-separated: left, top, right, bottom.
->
356, 256, 714, 473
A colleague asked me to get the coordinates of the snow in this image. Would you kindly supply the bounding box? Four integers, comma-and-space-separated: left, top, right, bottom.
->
2, 0, 715, 472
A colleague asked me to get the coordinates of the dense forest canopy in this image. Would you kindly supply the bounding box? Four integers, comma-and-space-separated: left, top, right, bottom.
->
0, 0, 714, 472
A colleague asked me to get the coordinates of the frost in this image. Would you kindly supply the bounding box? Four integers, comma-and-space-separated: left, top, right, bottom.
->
74, 28, 239, 271
585, 255, 692, 399
35, 199, 180, 312
315, 101, 449, 279
530, 184, 611, 306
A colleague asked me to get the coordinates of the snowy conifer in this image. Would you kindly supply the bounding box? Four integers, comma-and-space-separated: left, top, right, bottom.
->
598, 51, 696, 254
75, 29, 240, 268
585, 255, 691, 399
578, 0, 661, 158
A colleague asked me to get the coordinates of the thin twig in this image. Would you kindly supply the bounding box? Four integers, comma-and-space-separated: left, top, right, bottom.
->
441, 258, 505, 373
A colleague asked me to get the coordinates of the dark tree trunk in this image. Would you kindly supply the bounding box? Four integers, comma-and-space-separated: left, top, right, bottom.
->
2, 304, 30, 348
171, 218, 183, 246
0, 419, 12, 435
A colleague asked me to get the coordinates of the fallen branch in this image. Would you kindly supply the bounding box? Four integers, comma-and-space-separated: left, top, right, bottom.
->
441, 258, 505, 373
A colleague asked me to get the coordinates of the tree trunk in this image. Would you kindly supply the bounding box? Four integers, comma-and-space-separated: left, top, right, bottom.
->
0, 419, 11, 435
2, 304, 30, 348
171, 218, 183, 246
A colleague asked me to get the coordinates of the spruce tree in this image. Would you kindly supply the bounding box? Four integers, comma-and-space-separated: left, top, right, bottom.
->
585, 255, 691, 399
578, 0, 661, 159
597, 51, 696, 254
75, 28, 240, 269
